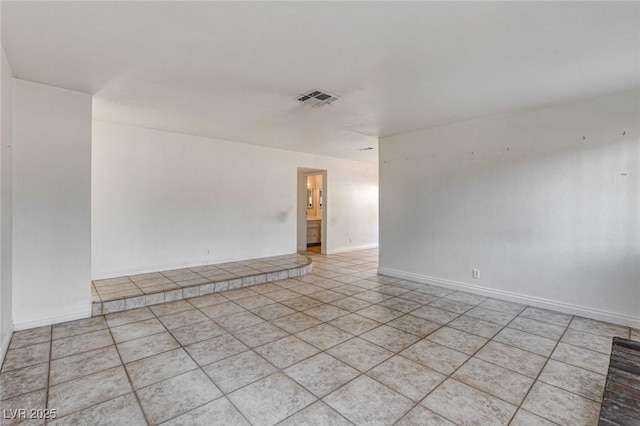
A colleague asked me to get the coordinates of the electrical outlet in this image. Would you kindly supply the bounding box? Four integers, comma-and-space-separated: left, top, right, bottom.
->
472, 269, 480, 279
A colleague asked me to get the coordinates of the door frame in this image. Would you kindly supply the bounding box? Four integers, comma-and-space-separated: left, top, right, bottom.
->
297, 168, 327, 254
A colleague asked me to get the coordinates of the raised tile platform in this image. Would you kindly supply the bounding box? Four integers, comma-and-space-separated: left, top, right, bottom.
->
91, 254, 312, 316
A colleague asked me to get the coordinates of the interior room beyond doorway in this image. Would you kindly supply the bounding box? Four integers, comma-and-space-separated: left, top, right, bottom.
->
306, 174, 323, 253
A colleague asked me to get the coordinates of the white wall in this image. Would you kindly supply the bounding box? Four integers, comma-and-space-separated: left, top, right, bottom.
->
13, 79, 92, 330
92, 121, 378, 278
379, 90, 640, 327
0, 48, 14, 360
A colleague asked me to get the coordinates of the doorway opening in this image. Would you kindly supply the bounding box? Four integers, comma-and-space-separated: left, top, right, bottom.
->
297, 168, 327, 254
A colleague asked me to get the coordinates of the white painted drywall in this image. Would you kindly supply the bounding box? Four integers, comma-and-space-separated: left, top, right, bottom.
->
12, 79, 92, 329
0, 48, 14, 359
92, 121, 378, 278
379, 90, 640, 327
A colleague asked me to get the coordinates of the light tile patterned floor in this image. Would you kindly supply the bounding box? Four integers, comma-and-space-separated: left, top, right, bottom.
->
1, 249, 638, 425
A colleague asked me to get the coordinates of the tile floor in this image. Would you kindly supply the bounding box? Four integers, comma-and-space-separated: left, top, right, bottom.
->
1, 248, 638, 425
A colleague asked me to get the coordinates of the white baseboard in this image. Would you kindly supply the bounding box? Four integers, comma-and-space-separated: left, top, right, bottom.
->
1, 321, 14, 366
13, 307, 92, 331
326, 243, 379, 255
378, 267, 640, 329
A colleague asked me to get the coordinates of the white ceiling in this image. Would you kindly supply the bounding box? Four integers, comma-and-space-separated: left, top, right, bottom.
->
2, 2, 639, 163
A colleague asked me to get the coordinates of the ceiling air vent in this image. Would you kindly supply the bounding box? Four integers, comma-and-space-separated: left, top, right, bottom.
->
297, 90, 340, 107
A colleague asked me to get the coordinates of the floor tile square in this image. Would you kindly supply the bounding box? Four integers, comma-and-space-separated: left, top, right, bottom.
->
352, 290, 392, 304
410, 306, 459, 324
52, 316, 108, 340
396, 405, 455, 426
136, 369, 222, 424
117, 331, 180, 363
327, 337, 394, 372
332, 285, 366, 296
271, 312, 322, 333
387, 315, 441, 337
265, 289, 303, 302
368, 355, 445, 401
509, 409, 557, 426
255, 335, 319, 369
324, 375, 413, 426
360, 325, 420, 352
412, 285, 452, 298
215, 311, 265, 333
551, 342, 611, 375
51, 329, 113, 360
296, 324, 353, 350
251, 303, 296, 321
185, 333, 249, 366
110, 318, 165, 343
356, 305, 403, 323
426, 326, 488, 355
7, 326, 51, 350
125, 347, 198, 389
233, 322, 289, 348
560, 328, 612, 355
234, 294, 276, 310
398, 291, 438, 305
158, 309, 209, 330
376, 285, 411, 297
0, 363, 49, 401
0, 390, 46, 425
305, 290, 344, 303
493, 328, 556, 357
464, 306, 516, 325
281, 296, 324, 311
429, 298, 474, 314
199, 301, 245, 319
376, 297, 422, 314
171, 320, 227, 346
452, 357, 534, 405
47, 393, 146, 426
48, 366, 132, 418
329, 313, 381, 335
228, 373, 316, 426
508, 316, 566, 340
278, 401, 352, 426
519, 306, 573, 327
330, 296, 372, 312
521, 381, 601, 425
303, 304, 350, 322
204, 350, 278, 393
400, 340, 469, 375
187, 293, 228, 308
283, 352, 359, 397
568, 316, 629, 339
1, 342, 50, 373
444, 291, 487, 306
447, 315, 503, 338
105, 307, 154, 328
475, 341, 547, 378
538, 359, 605, 402
478, 299, 526, 316
422, 379, 516, 426
149, 300, 194, 317
162, 397, 250, 426
49, 345, 121, 385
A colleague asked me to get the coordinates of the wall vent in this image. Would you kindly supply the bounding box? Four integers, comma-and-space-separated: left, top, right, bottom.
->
297, 90, 340, 107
